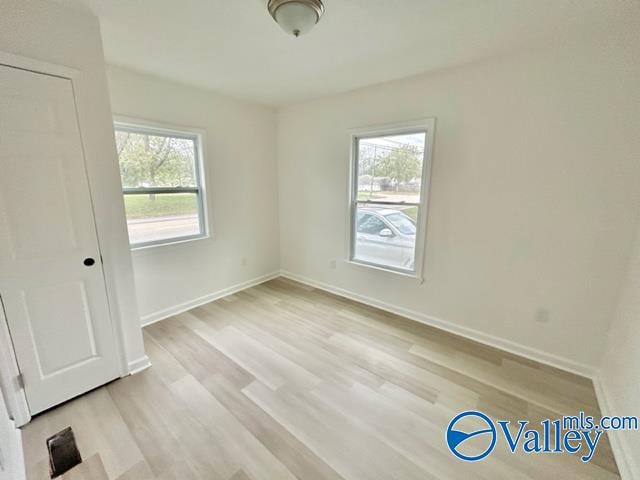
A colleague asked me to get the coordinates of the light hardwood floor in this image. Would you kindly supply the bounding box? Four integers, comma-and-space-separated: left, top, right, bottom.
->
22, 277, 619, 479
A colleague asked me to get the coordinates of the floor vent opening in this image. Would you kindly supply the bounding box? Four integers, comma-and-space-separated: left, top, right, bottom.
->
46, 426, 82, 478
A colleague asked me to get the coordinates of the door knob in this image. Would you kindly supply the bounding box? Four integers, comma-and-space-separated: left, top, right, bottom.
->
83, 258, 95, 266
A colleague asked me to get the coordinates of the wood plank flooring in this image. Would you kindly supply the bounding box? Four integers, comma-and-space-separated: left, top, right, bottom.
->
22, 277, 620, 479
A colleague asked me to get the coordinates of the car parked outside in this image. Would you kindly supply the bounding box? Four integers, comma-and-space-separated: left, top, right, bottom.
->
354, 207, 416, 271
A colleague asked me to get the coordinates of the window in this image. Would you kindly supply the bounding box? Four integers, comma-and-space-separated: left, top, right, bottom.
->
113, 120, 207, 248
349, 120, 434, 276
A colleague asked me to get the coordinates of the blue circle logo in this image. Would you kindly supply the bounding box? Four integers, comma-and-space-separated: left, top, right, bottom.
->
446, 411, 497, 461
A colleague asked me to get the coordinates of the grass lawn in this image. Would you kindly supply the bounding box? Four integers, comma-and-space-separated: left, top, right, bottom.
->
357, 191, 419, 222
357, 191, 382, 201
124, 193, 197, 218
401, 206, 418, 221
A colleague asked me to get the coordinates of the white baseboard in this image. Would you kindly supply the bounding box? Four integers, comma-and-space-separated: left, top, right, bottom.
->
593, 373, 636, 480
127, 355, 152, 375
140, 271, 280, 327
137, 267, 595, 376
279, 270, 596, 379
131, 268, 629, 474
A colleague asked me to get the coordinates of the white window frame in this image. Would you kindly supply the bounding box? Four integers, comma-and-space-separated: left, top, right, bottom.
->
113, 117, 208, 249
347, 118, 436, 279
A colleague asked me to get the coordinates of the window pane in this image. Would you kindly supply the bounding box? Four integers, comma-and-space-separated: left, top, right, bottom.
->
385, 212, 416, 235
353, 204, 417, 271
357, 132, 425, 204
123, 192, 201, 245
115, 124, 207, 248
115, 130, 197, 188
353, 131, 426, 272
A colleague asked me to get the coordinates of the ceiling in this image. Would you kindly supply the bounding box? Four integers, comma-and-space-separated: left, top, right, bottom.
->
57, 0, 636, 106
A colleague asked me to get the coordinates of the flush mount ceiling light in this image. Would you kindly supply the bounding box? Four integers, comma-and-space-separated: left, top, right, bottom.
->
268, 0, 325, 37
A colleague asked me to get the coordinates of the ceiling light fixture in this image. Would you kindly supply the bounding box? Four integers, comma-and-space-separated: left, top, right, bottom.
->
268, 0, 325, 38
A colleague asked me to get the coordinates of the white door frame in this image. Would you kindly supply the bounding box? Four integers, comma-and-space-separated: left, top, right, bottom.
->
0, 299, 29, 426
0, 51, 129, 425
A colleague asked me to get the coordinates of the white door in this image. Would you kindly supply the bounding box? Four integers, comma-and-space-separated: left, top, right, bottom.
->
0, 64, 120, 414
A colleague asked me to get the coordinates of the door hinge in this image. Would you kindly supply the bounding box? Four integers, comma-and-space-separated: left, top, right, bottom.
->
15, 373, 24, 390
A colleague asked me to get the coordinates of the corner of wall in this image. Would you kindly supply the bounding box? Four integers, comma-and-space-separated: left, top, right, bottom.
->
592, 372, 638, 480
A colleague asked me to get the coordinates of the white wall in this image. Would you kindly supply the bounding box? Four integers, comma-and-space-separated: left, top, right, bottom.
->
106, 66, 281, 323
599, 221, 640, 479
277, 25, 640, 372
0, 0, 145, 373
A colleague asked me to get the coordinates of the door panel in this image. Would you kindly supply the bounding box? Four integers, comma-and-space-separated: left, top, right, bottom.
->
0, 151, 78, 260
0, 65, 120, 414
20, 280, 98, 377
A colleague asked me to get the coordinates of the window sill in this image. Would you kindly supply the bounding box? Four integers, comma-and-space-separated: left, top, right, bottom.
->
130, 234, 209, 254
345, 259, 424, 284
